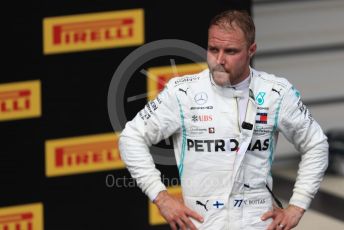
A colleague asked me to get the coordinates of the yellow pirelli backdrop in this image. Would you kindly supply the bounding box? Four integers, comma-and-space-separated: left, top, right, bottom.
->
0, 203, 43, 230
45, 132, 124, 177
147, 63, 208, 100
43, 9, 144, 54
2, 1, 250, 229
0, 80, 41, 121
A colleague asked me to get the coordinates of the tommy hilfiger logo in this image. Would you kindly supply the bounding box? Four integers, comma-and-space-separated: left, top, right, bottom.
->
256, 113, 268, 124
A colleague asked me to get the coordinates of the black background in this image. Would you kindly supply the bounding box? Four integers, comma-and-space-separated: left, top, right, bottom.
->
1, 1, 250, 229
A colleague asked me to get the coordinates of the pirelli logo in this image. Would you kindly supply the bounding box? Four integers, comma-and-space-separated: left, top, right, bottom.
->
149, 186, 182, 225
147, 63, 207, 100
0, 203, 43, 230
43, 9, 144, 54
0, 80, 41, 122
45, 133, 124, 177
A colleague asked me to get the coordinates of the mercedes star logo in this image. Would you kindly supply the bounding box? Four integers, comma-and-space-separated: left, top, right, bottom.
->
194, 92, 208, 105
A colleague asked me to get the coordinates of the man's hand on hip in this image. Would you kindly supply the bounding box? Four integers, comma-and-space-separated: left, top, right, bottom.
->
261, 204, 305, 230
153, 190, 204, 230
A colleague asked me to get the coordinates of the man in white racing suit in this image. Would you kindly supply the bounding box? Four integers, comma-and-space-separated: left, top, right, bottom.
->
119, 10, 328, 230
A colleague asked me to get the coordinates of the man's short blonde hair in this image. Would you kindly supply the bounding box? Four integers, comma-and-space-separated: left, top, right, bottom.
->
209, 10, 255, 46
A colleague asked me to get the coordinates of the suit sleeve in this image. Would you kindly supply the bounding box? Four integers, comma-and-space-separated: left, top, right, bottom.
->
119, 81, 181, 201
278, 86, 329, 210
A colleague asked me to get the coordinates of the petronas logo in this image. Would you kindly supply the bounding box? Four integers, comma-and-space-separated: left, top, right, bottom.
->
256, 92, 266, 105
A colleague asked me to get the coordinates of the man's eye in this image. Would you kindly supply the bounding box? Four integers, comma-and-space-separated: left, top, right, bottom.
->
208, 47, 218, 53
225, 49, 238, 55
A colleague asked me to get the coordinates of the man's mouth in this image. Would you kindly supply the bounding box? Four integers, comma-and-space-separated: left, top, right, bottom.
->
213, 70, 229, 74
212, 65, 227, 73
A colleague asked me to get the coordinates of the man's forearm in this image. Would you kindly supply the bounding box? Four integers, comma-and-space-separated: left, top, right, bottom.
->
119, 121, 167, 201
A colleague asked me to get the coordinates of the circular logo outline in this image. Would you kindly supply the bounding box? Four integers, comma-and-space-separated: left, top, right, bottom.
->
107, 39, 207, 165
194, 92, 208, 105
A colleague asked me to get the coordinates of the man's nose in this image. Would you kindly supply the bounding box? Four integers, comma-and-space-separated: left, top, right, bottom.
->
216, 51, 225, 65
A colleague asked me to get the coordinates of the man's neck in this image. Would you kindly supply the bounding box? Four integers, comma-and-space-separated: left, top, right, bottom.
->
230, 66, 251, 86
232, 74, 250, 90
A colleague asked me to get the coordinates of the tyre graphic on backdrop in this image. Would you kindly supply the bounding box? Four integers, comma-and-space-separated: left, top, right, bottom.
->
108, 39, 207, 165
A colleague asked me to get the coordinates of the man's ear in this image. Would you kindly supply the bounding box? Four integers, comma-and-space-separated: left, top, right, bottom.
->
249, 42, 257, 58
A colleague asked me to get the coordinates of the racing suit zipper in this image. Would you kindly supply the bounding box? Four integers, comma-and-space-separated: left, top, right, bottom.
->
235, 97, 241, 133
225, 97, 242, 230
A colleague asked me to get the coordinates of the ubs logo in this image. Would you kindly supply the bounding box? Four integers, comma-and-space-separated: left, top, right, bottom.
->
192, 115, 212, 122
194, 92, 208, 105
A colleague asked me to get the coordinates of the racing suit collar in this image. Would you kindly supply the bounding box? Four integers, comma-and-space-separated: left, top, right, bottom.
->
208, 68, 252, 99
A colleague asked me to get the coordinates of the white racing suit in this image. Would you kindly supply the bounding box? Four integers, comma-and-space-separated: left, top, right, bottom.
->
119, 68, 328, 229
